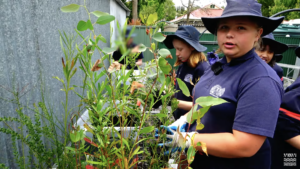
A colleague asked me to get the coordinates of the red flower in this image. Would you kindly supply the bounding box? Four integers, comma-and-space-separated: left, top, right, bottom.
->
137, 100, 141, 107
86, 165, 98, 169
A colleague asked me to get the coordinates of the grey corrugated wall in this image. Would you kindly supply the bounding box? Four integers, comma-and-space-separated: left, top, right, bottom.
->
0, 0, 126, 168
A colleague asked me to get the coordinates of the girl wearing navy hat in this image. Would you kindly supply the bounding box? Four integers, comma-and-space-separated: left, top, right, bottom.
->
161, 0, 285, 168
163, 25, 209, 120
270, 48, 300, 169
255, 33, 288, 82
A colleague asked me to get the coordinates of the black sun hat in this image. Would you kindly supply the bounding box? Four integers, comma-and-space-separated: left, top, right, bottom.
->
296, 47, 300, 58
202, 0, 284, 36
163, 25, 207, 52
262, 33, 288, 54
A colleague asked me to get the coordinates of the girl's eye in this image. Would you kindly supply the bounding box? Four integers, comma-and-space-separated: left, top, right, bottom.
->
238, 26, 246, 30
219, 25, 228, 30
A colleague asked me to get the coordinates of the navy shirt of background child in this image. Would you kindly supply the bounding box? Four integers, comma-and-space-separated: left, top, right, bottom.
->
175, 61, 209, 118
189, 49, 284, 168
112, 43, 144, 70
270, 76, 300, 169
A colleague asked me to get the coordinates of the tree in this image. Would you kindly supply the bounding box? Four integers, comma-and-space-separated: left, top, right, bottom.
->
257, 0, 274, 17
132, 0, 138, 21
164, 0, 176, 21
269, 0, 300, 20
180, 0, 199, 24
176, 6, 187, 18
258, 0, 300, 19
139, 0, 175, 23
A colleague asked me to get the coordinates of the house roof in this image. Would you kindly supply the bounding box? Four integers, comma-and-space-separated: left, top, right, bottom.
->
115, 0, 131, 12
171, 8, 223, 23
203, 3, 223, 9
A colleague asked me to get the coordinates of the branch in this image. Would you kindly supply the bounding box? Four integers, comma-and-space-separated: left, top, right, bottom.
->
181, 0, 188, 8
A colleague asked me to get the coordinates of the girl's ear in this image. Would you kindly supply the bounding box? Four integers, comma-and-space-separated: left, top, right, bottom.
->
255, 28, 263, 41
189, 46, 195, 51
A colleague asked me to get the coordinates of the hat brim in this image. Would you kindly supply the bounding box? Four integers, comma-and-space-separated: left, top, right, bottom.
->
202, 15, 284, 37
274, 54, 283, 62
262, 38, 288, 54
295, 47, 300, 58
163, 34, 207, 52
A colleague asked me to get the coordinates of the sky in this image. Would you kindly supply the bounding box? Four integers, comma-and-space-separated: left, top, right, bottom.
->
172, 0, 227, 8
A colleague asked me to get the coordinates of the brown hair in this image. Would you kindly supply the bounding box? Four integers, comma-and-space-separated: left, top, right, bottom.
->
174, 50, 207, 68
255, 40, 276, 67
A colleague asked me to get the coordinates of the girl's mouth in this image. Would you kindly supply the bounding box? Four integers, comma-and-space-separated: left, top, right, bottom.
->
224, 42, 235, 49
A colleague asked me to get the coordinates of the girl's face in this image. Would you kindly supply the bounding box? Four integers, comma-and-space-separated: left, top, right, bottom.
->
255, 45, 274, 63
217, 17, 263, 62
173, 39, 194, 62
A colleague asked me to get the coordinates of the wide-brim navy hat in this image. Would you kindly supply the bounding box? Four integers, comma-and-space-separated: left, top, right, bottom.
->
295, 47, 300, 58
125, 27, 136, 38
163, 25, 207, 52
262, 33, 288, 54
202, 0, 284, 36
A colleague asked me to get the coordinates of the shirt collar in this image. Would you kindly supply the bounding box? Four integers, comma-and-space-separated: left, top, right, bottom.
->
219, 48, 256, 66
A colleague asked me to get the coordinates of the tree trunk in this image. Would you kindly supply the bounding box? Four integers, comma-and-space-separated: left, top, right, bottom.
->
186, 0, 191, 24
132, 0, 138, 22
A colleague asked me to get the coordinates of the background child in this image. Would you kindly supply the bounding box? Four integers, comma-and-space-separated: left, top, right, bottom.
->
163, 25, 209, 120
255, 33, 288, 82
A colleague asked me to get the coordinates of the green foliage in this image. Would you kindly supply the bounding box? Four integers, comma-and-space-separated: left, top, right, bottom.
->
259, 0, 300, 19
176, 78, 191, 97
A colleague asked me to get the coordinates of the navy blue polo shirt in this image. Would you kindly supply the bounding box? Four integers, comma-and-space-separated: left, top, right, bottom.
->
189, 49, 283, 169
174, 61, 209, 117
273, 63, 284, 82
112, 43, 144, 70
270, 76, 300, 169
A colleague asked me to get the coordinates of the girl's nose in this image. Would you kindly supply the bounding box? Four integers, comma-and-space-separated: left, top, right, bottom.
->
226, 29, 234, 38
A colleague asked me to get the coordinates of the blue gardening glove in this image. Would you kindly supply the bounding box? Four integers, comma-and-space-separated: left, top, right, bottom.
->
158, 128, 196, 156
155, 116, 188, 138
207, 50, 219, 65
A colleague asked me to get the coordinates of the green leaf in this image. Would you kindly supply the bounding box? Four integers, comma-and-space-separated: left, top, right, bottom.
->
158, 57, 172, 75
102, 47, 117, 54
153, 33, 166, 42
139, 126, 155, 135
198, 106, 211, 118
96, 15, 115, 25
151, 42, 156, 50
155, 113, 167, 118
65, 146, 76, 152
105, 85, 112, 97
91, 11, 109, 17
195, 96, 227, 107
187, 146, 196, 164
147, 13, 158, 25
158, 48, 171, 58
138, 44, 147, 52
96, 34, 107, 43
176, 78, 190, 97
61, 4, 80, 13
186, 105, 198, 123
158, 71, 165, 84
87, 161, 105, 165
122, 138, 130, 150
77, 20, 88, 31
86, 20, 93, 30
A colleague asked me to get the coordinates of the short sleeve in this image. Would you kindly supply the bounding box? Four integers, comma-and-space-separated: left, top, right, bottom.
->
233, 77, 283, 138
112, 50, 122, 61
137, 52, 144, 60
